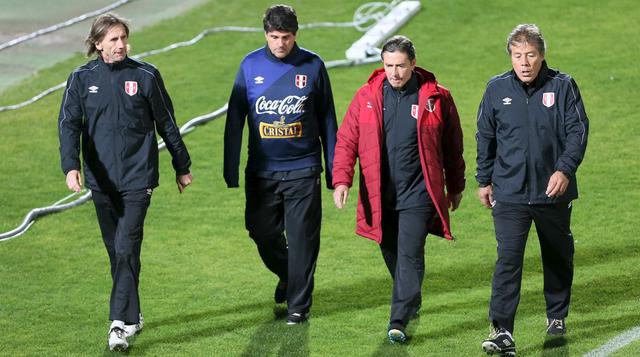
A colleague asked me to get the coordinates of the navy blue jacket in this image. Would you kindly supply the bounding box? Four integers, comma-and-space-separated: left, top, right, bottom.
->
58, 56, 191, 192
476, 61, 588, 204
224, 44, 337, 188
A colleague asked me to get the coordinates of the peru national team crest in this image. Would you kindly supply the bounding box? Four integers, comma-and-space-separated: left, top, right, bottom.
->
542, 92, 555, 108
426, 98, 436, 113
295, 74, 307, 89
411, 104, 419, 119
124, 81, 138, 96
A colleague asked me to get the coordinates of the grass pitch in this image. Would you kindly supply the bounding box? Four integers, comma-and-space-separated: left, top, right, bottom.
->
1, 0, 639, 355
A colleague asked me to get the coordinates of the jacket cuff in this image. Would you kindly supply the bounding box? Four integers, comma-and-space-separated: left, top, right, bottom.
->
332, 181, 352, 189
175, 167, 190, 176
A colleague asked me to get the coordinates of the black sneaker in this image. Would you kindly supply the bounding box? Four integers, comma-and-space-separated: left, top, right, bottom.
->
546, 318, 566, 336
387, 328, 407, 344
286, 312, 309, 325
274, 280, 287, 304
482, 326, 516, 356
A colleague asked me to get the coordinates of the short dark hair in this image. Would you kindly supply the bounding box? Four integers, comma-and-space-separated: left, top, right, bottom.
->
85, 13, 130, 57
381, 35, 416, 61
263, 4, 298, 34
507, 24, 546, 56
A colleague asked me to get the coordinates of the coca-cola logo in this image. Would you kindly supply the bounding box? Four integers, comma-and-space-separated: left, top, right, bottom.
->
256, 95, 307, 115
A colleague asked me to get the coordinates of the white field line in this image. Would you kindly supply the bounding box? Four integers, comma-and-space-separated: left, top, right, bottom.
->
584, 326, 640, 357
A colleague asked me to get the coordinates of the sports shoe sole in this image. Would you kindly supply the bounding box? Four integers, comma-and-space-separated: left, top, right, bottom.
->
109, 343, 128, 352
388, 329, 407, 343
482, 341, 515, 356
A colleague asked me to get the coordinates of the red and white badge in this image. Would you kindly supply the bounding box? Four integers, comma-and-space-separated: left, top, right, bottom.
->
542, 92, 555, 107
124, 81, 138, 96
426, 98, 436, 113
411, 104, 419, 119
295, 74, 307, 89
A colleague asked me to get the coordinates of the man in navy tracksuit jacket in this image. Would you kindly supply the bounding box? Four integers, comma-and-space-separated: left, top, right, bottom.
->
223, 5, 337, 325
58, 14, 192, 351
477, 24, 588, 356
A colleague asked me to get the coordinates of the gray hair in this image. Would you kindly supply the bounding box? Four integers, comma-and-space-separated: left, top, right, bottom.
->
85, 13, 130, 57
506, 24, 546, 56
381, 35, 416, 61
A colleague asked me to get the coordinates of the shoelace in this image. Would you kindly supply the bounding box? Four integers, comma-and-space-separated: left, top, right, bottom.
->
110, 327, 125, 339
550, 319, 564, 329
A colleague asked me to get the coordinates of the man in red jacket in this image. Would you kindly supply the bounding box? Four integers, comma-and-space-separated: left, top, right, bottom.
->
332, 35, 465, 343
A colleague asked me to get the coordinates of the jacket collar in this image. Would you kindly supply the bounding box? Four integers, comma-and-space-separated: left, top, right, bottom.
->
367, 66, 439, 97
97, 55, 129, 71
511, 60, 550, 90
264, 43, 300, 63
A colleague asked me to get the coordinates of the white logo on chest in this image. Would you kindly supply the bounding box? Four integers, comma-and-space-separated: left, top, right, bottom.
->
88, 85, 99, 94
254, 76, 264, 84
256, 95, 307, 115
502, 97, 512, 105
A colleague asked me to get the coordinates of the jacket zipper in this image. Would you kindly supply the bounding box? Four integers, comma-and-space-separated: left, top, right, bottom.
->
110, 70, 121, 188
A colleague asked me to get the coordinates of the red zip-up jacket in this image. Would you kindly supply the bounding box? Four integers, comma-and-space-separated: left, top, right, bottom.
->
332, 67, 465, 242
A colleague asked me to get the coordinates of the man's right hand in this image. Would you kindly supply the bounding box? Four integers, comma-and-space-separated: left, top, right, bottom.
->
478, 185, 494, 209
66, 170, 83, 193
333, 184, 350, 209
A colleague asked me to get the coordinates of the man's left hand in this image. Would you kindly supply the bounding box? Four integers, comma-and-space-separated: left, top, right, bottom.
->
177, 173, 193, 193
447, 192, 463, 211
546, 171, 569, 198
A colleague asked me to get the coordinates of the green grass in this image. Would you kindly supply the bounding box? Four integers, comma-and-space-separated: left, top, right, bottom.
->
1, 0, 639, 355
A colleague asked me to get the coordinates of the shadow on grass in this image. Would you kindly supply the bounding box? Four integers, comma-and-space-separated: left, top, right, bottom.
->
541, 335, 568, 356
240, 313, 310, 357
130, 239, 639, 354
517, 272, 640, 355
129, 276, 391, 354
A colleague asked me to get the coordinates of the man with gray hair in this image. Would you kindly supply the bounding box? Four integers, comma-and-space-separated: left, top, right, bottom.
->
477, 24, 588, 356
333, 35, 465, 343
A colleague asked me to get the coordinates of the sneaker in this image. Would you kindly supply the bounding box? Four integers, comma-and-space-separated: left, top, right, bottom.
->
274, 281, 287, 304
482, 326, 516, 356
286, 312, 309, 325
108, 321, 129, 351
388, 328, 407, 344
546, 318, 566, 336
124, 313, 144, 338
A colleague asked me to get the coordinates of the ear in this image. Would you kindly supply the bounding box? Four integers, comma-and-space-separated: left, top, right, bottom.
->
95, 42, 103, 51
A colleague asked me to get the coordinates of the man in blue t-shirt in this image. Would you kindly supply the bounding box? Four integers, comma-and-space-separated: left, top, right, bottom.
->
223, 4, 337, 325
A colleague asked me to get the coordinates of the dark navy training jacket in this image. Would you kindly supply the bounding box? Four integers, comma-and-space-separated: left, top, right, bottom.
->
224, 44, 337, 188
58, 56, 191, 192
476, 61, 588, 204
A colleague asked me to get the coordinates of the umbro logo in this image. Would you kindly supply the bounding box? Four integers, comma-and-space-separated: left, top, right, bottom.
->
88, 85, 99, 94
366, 101, 373, 109
254, 76, 264, 84
502, 97, 512, 105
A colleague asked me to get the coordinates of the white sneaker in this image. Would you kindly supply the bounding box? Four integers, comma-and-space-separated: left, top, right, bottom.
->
108, 320, 128, 351
124, 313, 144, 337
